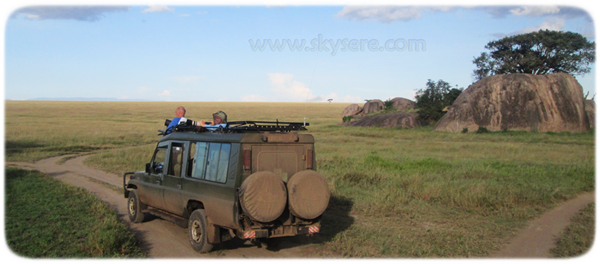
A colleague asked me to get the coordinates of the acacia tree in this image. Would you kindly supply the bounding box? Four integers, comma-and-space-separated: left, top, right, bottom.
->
415, 79, 463, 122
472, 30, 595, 81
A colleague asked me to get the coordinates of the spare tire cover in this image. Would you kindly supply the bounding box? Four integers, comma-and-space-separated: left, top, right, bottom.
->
239, 171, 287, 222
287, 170, 330, 219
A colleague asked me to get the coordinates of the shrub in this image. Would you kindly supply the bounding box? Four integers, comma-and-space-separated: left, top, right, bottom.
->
476, 126, 489, 133
461, 128, 469, 133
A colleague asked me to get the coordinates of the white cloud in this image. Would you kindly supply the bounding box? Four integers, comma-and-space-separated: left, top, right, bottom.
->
142, 5, 174, 13
172, 76, 203, 84
12, 6, 129, 22
262, 0, 287, 7
337, 0, 596, 23
510, 0, 593, 16
336, 6, 421, 23
511, 18, 566, 35
25, 14, 40, 20
268, 73, 317, 101
267, 73, 362, 102
241, 94, 267, 102
159, 90, 171, 96
179, 14, 190, 17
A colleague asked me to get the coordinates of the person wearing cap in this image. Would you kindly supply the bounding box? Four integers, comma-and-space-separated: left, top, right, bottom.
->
200, 111, 228, 132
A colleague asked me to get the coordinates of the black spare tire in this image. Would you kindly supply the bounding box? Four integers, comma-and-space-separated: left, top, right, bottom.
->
287, 170, 330, 219
239, 171, 287, 222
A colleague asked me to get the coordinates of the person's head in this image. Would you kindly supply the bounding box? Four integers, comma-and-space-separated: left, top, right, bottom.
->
212, 111, 227, 124
175, 106, 186, 118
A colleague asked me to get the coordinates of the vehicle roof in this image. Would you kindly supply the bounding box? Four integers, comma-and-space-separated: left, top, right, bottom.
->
159, 131, 315, 144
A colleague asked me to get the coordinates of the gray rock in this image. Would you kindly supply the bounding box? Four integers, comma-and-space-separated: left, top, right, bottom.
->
434, 73, 590, 133
340, 112, 428, 128
362, 99, 384, 115
585, 100, 595, 129
342, 104, 363, 117
390, 97, 416, 111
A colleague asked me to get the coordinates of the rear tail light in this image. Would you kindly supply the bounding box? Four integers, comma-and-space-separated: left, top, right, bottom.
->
306, 149, 313, 169
243, 231, 256, 239
243, 149, 251, 171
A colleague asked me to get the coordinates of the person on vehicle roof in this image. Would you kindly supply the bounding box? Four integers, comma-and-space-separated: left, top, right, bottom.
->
200, 111, 228, 132
166, 106, 200, 134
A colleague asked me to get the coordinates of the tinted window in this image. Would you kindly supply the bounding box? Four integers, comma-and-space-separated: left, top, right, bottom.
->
152, 147, 167, 174
192, 142, 207, 179
191, 142, 230, 183
168, 143, 185, 177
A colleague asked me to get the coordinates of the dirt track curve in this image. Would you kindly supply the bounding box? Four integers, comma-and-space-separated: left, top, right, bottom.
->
7, 154, 308, 258
6, 154, 595, 258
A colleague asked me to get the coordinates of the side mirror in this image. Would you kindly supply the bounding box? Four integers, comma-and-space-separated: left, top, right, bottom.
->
146, 163, 151, 173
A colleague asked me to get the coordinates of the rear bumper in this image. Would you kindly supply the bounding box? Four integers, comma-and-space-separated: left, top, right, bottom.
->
237, 223, 320, 239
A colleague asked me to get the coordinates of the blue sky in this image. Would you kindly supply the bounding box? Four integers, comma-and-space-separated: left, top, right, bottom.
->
3, 3, 597, 102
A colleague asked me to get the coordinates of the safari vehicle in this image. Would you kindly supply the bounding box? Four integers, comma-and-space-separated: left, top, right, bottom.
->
123, 120, 330, 253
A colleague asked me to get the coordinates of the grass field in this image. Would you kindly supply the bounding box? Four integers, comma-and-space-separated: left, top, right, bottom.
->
4, 100, 595, 257
5, 167, 146, 257
550, 202, 595, 257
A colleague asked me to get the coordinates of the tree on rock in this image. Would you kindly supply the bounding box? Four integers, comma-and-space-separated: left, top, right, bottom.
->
472, 30, 595, 81
415, 79, 463, 122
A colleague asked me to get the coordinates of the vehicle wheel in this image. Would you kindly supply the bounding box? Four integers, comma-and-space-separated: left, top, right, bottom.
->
188, 209, 214, 253
128, 189, 146, 223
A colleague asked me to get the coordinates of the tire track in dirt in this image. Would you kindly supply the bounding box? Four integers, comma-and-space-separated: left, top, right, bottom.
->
490, 191, 595, 258
6, 155, 307, 258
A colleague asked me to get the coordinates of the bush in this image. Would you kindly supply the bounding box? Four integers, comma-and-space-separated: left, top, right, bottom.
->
343, 116, 354, 123
461, 128, 468, 133
476, 126, 489, 133
415, 79, 463, 122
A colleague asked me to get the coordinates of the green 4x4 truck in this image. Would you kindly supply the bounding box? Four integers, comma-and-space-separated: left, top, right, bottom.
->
123, 121, 330, 253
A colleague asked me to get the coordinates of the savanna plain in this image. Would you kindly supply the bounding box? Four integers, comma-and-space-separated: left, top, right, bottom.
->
4, 101, 595, 257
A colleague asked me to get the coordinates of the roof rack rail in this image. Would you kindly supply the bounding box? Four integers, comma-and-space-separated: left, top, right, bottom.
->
226, 120, 309, 133
159, 119, 309, 135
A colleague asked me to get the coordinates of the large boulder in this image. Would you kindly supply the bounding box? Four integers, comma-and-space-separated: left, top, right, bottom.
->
585, 100, 595, 129
342, 104, 363, 117
341, 112, 428, 128
434, 73, 590, 133
362, 99, 384, 115
390, 97, 416, 111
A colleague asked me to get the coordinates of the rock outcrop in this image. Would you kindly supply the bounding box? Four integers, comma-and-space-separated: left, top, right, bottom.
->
341, 112, 427, 129
342, 104, 363, 118
434, 73, 590, 133
362, 100, 384, 115
390, 97, 416, 111
585, 100, 595, 129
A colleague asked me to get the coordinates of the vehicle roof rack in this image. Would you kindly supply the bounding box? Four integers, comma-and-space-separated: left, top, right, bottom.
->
158, 119, 309, 136
226, 120, 309, 133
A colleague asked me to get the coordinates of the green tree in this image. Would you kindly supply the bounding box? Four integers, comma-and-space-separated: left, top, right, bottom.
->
415, 79, 463, 122
472, 30, 595, 81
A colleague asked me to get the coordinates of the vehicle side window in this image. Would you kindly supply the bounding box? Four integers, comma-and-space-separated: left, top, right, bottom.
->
192, 142, 208, 179
190, 142, 230, 183
186, 142, 196, 177
168, 143, 185, 177
152, 147, 167, 174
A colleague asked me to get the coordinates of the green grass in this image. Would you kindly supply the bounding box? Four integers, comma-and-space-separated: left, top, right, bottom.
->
5, 167, 146, 257
5, 101, 595, 258
551, 202, 595, 257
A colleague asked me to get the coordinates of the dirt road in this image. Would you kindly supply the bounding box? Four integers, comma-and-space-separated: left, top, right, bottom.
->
7, 154, 594, 258
7, 155, 309, 258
